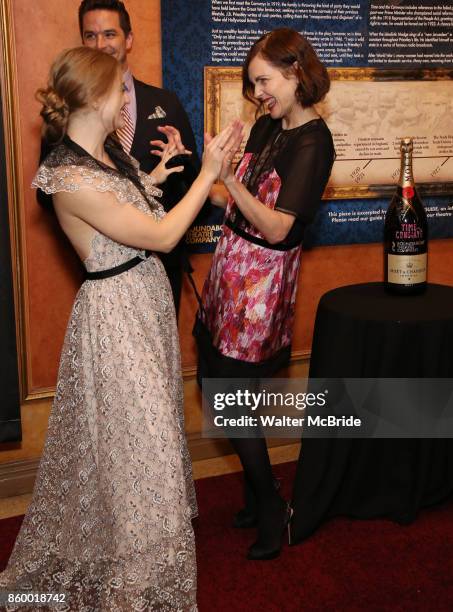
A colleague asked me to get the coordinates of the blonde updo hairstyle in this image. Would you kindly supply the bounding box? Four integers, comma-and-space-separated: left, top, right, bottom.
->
36, 46, 122, 143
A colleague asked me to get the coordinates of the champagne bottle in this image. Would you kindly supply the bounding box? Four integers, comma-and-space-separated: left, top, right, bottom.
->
384, 137, 428, 295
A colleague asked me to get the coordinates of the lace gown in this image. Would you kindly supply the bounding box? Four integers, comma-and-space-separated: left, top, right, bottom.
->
0, 143, 198, 611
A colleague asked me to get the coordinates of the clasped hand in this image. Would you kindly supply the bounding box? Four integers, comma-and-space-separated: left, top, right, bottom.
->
202, 119, 244, 182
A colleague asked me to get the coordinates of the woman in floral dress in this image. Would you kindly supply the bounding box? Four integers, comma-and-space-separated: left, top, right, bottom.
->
194, 28, 335, 560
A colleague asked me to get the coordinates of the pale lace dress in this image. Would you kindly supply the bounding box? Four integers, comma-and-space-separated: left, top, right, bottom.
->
0, 144, 198, 611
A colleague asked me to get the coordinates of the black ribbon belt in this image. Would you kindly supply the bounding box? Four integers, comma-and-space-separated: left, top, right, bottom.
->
225, 219, 299, 251
85, 252, 150, 280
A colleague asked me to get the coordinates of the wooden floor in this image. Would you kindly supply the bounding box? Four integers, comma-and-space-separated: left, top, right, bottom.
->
0, 443, 300, 520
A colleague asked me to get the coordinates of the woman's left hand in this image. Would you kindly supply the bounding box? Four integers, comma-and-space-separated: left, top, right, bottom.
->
149, 125, 191, 185
201, 120, 243, 183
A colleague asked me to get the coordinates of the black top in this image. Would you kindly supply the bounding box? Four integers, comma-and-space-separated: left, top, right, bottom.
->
242, 115, 335, 245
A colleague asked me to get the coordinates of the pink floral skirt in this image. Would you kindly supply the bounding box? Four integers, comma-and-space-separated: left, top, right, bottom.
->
201, 225, 302, 365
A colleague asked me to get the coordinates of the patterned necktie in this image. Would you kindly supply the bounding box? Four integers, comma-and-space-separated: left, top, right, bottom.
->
117, 105, 135, 154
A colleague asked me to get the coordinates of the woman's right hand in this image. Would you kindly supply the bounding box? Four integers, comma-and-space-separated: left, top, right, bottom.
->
201, 120, 243, 182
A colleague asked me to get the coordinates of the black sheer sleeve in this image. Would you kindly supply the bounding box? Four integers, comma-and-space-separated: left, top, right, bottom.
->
274, 121, 335, 226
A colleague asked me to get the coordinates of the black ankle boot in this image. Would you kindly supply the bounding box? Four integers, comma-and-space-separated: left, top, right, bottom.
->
247, 499, 293, 561
233, 476, 281, 529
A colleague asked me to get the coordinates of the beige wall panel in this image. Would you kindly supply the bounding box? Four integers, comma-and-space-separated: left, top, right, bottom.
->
0, 400, 52, 463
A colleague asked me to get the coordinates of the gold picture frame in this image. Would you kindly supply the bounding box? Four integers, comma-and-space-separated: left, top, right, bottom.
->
205, 66, 453, 199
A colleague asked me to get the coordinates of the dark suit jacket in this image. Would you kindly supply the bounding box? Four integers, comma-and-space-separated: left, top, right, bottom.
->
130, 78, 201, 268
131, 78, 200, 188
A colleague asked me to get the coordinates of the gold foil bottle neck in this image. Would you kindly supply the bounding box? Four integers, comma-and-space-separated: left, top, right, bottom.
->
400, 137, 413, 154
399, 137, 414, 188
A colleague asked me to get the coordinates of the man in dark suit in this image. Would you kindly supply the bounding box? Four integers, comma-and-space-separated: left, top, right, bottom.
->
79, 0, 201, 314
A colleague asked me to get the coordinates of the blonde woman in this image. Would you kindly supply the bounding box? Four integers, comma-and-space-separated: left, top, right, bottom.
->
0, 46, 241, 610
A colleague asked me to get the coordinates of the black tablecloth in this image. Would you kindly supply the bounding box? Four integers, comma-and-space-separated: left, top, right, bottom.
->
291, 282, 453, 543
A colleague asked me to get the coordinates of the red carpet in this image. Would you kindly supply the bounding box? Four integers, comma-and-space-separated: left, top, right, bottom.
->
2, 461, 453, 611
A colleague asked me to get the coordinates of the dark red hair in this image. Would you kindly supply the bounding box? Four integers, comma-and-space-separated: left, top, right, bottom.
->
242, 28, 330, 110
